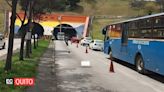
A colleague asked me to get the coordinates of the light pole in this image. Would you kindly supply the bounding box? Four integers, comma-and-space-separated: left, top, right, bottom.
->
58, 16, 62, 33
89, 16, 94, 38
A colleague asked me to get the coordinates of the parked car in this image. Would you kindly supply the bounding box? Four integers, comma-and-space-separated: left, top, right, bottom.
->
89, 39, 104, 51
0, 33, 5, 49
57, 32, 65, 40
71, 36, 80, 43
80, 37, 92, 46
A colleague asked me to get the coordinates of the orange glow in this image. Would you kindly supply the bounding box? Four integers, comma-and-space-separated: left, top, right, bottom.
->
17, 12, 87, 23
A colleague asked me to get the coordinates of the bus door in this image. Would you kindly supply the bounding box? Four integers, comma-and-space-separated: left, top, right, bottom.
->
104, 30, 111, 54
120, 23, 129, 61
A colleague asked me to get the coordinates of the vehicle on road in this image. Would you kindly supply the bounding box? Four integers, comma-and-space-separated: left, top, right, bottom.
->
0, 33, 5, 49
102, 13, 164, 76
57, 32, 65, 40
89, 39, 104, 51
71, 36, 80, 43
80, 37, 92, 46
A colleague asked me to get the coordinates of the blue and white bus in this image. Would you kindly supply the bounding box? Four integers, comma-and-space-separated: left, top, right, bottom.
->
102, 13, 164, 75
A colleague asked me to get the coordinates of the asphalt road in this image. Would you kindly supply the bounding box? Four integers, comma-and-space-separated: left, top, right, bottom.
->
0, 38, 21, 58
55, 40, 164, 92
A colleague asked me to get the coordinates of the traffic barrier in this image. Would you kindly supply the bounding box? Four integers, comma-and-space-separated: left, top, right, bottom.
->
85, 46, 88, 53
109, 61, 114, 73
76, 43, 78, 48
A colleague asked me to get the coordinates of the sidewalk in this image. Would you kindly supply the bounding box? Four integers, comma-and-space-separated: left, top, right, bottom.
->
0, 48, 20, 61
26, 41, 57, 92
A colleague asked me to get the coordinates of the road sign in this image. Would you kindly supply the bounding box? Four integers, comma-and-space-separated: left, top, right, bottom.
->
58, 16, 62, 21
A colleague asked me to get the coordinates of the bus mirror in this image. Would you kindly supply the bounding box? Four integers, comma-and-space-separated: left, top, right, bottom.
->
107, 36, 109, 40
102, 26, 108, 35
102, 29, 106, 35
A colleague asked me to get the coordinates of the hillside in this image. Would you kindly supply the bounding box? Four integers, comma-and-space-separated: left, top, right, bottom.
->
78, 0, 159, 39
79, 0, 140, 16
0, 0, 160, 39
0, 0, 10, 33
52, 0, 160, 39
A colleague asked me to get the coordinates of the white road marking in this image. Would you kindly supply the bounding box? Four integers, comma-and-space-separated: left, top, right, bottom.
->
81, 60, 91, 67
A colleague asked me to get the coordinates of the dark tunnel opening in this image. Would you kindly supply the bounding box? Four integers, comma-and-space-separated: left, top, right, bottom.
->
16, 22, 44, 38
53, 24, 77, 40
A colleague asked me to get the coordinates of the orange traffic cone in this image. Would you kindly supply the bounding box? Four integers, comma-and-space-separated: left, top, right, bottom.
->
85, 46, 88, 53
76, 43, 78, 48
109, 61, 114, 73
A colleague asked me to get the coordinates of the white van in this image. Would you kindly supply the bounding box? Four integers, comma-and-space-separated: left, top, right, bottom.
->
80, 37, 92, 46
0, 33, 5, 49
57, 32, 65, 40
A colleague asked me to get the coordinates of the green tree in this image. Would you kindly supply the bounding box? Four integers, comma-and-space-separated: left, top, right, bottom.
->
130, 0, 145, 9
130, 0, 145, 16
4, 0, 18, 71
8, 0, 82, 60
18, 0, 29, 60
67, 0, 80, 7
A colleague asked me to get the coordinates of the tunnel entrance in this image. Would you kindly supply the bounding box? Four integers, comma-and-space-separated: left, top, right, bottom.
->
53, 24, 77, 40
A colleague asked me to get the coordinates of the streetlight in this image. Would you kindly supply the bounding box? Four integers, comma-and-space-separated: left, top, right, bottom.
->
58, 16, 62, 33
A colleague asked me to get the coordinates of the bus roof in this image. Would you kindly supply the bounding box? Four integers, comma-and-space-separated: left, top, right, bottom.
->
110, 12, 164, 25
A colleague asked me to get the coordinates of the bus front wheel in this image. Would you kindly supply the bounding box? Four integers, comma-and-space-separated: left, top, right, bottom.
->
136, 55, 145, 74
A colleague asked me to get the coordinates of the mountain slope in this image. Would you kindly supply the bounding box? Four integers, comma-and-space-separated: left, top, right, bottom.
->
0, 0, 159, 38
79, 0, 141, 16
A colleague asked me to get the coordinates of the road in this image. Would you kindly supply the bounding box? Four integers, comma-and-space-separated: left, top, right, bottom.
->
55, 40, 164, 92
0, 38, 21, 58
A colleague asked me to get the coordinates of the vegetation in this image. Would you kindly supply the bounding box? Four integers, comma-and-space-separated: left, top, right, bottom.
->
0, 0, 10, 33
144, 2, 160, 15
0, 0, 162, 39
0, 40, 49, 92
0, 12, 4, 32
0, 0, 163, 50
4, 0, 18, 71
86, 0, 161, 40
17, 0, 81, 61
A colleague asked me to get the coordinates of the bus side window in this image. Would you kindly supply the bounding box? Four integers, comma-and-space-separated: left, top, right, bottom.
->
121, 23, 128, 45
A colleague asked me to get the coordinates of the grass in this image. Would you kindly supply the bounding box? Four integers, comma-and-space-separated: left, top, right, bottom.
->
0, 39, 49, 92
